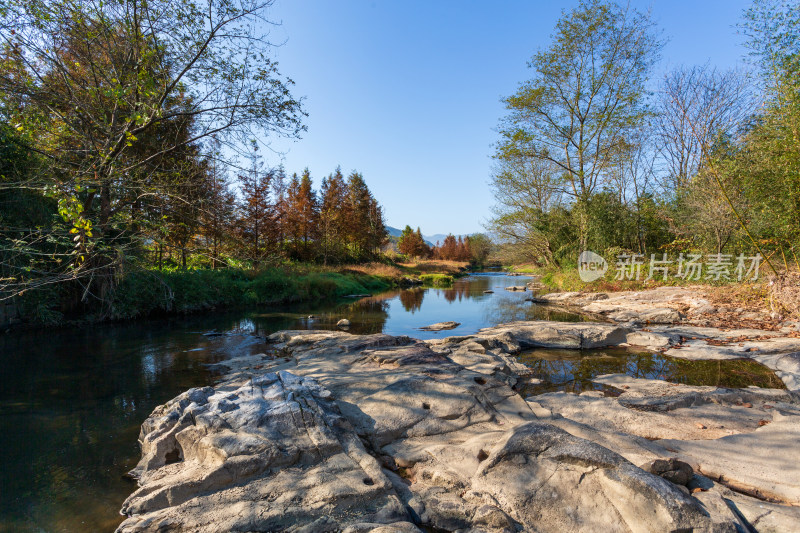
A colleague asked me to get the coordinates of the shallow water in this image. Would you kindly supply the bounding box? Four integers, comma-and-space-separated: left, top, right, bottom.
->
518, 347, 786, 395
0, 273, 783, 532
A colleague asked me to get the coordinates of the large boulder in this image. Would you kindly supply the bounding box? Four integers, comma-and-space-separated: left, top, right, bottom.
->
118, 371, 410, 532
476, 320, 630, 350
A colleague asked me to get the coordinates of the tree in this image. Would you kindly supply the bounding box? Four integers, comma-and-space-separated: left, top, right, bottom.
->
398, 226, 430, 258
238, 155, 272, 267
495, 0, 663, 247
344, 171, 385, 261
284, 168, 318, 260
466, 234, 493, 265
732, 0, 800, 268
270, 166, 288, 253
319, 167, 347, 265
488, 156, 567, 265
654, 65, 753, 192
201, 145, 236, 269
0, 0, 304, 299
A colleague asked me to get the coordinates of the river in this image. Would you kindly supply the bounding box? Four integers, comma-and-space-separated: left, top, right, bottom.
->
0, 272, 783, 532
0, 272, 573, 532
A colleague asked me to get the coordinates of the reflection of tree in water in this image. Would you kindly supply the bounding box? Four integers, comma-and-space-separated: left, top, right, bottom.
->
399, 289, 425, 312
481, 296, 585, 325
0, 327, 225, 532
333, 297, 390, 335
518, 349, 785, 395
442, 282, 471, 303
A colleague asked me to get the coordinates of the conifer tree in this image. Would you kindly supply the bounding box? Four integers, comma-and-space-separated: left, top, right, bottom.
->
319, 167, 347, 264
238, 157, 272, 267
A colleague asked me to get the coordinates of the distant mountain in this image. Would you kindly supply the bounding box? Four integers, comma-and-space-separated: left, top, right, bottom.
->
385, 226, 465, 247
386, 226, 403, 238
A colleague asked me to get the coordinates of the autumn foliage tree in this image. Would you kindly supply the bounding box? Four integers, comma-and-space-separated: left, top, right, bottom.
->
398, 226, 430, 258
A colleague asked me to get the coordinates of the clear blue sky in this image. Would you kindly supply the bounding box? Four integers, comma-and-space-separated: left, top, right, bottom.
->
261, 0, 753, 235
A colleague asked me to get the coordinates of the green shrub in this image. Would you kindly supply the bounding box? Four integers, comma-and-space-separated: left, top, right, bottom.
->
419, 273, 454, 286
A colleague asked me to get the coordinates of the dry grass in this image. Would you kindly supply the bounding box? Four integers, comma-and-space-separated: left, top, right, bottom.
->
398, 260, 469, 274
336, 262, 405, 279
767, 273, 800, 318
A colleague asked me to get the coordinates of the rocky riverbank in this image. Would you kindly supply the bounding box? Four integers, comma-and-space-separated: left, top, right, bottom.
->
117, 288, 800, 532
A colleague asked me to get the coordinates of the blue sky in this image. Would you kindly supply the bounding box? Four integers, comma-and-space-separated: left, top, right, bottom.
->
262, 0, 753, 235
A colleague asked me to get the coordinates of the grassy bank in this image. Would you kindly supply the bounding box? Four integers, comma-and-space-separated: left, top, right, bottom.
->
13, 259, 471, 327
419, 273, 455, 287
108, 267, 391, 320
334, 260, 470, 281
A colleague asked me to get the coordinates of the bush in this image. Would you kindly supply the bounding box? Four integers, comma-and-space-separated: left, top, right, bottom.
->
419, 273, 454, 287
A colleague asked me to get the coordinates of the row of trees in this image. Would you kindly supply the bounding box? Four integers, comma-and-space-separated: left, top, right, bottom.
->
233, 164, 386, 265
396, 226, 491, 264
490, 0, 800, 275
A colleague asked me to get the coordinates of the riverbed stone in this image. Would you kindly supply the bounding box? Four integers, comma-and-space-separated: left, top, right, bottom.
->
418, 321, 460, 331
658, 410, 800, 505
475, 320, 630, 349
533, 374, 792, 441
118, 328, 748, 532
641, 457, 694, 486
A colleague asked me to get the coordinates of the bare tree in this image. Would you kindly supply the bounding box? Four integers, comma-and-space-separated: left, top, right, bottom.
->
654, 65, 754, 192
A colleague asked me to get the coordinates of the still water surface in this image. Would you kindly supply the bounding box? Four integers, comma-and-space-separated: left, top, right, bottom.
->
0, 273, 782, 531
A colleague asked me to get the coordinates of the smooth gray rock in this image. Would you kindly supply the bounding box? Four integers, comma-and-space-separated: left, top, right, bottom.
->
118, 371, 409, 532
658, 411, 800, 505
476, 320, 630, 350
119, 324, 796, 532
418, 321, 460, 331
641, 458, 694, 486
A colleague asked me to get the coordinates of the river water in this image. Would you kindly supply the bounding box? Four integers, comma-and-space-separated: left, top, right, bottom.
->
0, 273, 562, 531
0, 273, 783, 532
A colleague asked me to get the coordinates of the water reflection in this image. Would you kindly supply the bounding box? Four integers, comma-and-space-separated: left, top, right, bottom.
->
399, 288, 425, 312
518, 348, 786, 396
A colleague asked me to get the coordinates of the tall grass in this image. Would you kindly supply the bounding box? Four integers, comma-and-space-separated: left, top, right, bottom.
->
107, 267, 390, 320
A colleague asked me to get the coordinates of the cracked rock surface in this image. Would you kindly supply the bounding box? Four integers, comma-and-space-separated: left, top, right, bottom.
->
117, 329, 742, 532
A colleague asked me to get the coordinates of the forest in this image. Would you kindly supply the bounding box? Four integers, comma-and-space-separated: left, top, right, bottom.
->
489, 0, 800, 280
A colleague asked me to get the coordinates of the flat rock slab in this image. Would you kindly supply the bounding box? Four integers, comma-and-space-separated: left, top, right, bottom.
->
118, 330, 747, 532
476, 320, 630, 350
418, 321, 460, 331
659, 411, 800, 505
534, 374, 794, 440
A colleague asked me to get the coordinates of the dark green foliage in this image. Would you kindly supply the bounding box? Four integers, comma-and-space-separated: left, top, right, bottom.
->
106, 268, 391, 321
419, 274, 454, 287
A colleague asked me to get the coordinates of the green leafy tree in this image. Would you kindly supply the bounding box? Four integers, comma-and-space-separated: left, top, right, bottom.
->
0, 0, 304, 299
495, 0, 663, 248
